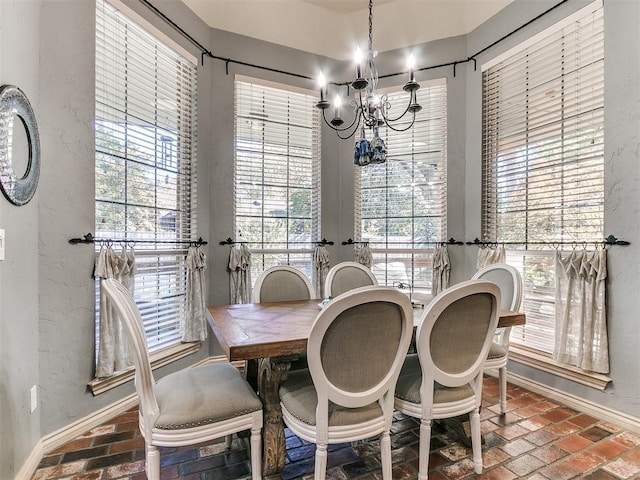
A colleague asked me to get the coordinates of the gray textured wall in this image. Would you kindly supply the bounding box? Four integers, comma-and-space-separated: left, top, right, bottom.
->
2, 0, 640, 477
0, 1, 41, 476
34, 0, 215, 440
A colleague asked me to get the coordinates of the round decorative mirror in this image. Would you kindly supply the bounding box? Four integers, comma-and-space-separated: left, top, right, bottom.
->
0, 84, 41, 206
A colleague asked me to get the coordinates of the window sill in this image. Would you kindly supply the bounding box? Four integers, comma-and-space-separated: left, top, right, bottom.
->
88, 342, 202, 395
509, 345, 611, 391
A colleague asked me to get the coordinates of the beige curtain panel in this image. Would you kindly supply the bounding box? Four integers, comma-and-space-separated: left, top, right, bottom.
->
229, 244, 252, 304
183, 245, 208, 342
354, 243, 373, 268
476, 245, 506, 270
431, 245, 450, 296
313, 245, 330, 300
554, 249, 609, 374
94, 245, 135, 378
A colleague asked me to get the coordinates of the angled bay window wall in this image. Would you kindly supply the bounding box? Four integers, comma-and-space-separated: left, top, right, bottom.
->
95, 0, 198, 369
482, 3, 604, 357
234, 77, 321, 282
355, 79, 447, 302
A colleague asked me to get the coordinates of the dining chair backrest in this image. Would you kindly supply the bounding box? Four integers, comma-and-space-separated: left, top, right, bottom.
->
471, 263, 523, 312
307, 286, 413, 420
324, 261, 378, 299
470, 262, 523, 415
415, 279, 501, 391
253, 265, 315, 303
101, 278, 161, 435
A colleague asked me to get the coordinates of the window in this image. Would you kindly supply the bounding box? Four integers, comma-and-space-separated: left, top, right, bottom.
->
234, 77, 321, 281
482, 3, 604, 354
355, 80, 447, 300
95, 0, 198, 354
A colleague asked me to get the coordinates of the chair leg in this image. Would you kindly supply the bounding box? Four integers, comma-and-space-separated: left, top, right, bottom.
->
418, 418, 432, 480
380, 430, 392, 480
470, 409, 483, 474
499, 365, 508, 414
314, 442, 328, 480
145, 444, 161, 480
250, 425, 262, 480
225, 434, 232, 449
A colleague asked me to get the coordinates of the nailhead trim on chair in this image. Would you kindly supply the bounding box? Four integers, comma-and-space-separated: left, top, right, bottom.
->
156, 408, 262, 430
286, 410, 314, 425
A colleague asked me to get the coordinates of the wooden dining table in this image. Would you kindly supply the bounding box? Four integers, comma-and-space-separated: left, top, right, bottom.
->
206, 298, 525, 475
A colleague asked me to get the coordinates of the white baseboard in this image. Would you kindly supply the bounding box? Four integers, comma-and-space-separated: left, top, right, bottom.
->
42, 393, 139, 454
507, 371, 640, 433
15, 355, 230, 480
14, 393, 138, 480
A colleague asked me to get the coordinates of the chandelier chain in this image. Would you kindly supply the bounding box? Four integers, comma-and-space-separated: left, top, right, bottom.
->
368, 0, 373, 52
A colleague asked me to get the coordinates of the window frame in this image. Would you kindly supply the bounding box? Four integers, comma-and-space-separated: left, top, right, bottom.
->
354, 78, 448, 301
481, 1, 605, 371
233, 75, 322, 282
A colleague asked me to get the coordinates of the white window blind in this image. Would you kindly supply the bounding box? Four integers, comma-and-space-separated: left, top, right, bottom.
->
95, 0, 198, 352
355, 81, 447, 297
234, 77, 321, 280
482, 4, 604, 354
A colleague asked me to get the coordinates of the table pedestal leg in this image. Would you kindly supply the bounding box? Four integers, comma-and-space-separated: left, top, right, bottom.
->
258, 357, 291, 476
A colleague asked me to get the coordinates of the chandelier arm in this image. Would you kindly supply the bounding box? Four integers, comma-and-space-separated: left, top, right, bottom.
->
381, 113, 418, 132
321, 106, 361, 133
380, 99, 412, 124
335, 121, 363, 140
380, 90, 415, 124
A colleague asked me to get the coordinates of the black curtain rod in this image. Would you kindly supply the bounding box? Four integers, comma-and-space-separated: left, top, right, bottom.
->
138, 0, 214, 61
469, 0, 570, 60
341, 238, 368, 245
341, 237, 463, 246
219, 238, 334, 246
138, 0, 568, 81
69, 233, 208, 246
466, 235, 630, 247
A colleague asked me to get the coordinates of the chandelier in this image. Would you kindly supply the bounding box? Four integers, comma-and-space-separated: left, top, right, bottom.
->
315, 0, 422, 166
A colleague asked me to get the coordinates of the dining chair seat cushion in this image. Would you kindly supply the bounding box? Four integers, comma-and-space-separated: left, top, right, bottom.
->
280, 369, 382, 426
154, 363, 263, 430
395, 354, 474, 405
487, 342, 508, 360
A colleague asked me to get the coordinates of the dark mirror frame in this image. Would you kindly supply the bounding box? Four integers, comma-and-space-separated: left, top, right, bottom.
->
0, 84, 41, 206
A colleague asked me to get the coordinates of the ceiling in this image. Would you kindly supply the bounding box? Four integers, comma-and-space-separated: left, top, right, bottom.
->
181, 0, 514, 60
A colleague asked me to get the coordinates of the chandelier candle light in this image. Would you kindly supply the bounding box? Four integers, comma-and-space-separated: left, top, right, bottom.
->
316, 0, 422, 166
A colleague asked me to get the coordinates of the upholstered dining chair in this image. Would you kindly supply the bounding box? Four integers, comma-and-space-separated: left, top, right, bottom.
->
252, 265, 315, 373
394, 280, 500, 479
324, 261, 378, 299
279, 286, 413, 480
253, 265, 315, 303
101, 278, 263, 480
472, 263, 523, 413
